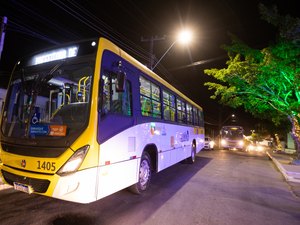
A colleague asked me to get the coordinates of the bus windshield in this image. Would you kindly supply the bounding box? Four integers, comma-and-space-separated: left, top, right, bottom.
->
1, 58, 95, 147
221, 126, 243, 140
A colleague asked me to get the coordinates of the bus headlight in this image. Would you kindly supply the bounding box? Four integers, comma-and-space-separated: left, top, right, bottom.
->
57, 145, 89, 176
238, 140, 244, 146
221, 139, 227, 146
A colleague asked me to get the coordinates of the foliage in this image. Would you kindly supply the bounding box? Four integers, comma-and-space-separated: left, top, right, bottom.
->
204, 4, 300, 156
206, 38, 300, 123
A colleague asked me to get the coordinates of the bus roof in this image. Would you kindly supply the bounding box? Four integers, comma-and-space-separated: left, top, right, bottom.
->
221, 126, 244, 130
99, 37, 203, 110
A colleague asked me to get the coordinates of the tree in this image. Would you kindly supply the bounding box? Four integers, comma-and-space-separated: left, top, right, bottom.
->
204, 4, 300, 159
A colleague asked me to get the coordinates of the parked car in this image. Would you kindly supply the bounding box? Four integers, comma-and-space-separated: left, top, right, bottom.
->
204, 137, 215, 150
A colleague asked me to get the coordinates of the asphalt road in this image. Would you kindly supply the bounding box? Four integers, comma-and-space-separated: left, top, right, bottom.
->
0, 150, 300, 225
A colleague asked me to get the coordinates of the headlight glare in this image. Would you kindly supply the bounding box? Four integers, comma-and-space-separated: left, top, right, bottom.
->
257, 145, 264, 151
221, 139, 227, 146
238, 140, 244, 146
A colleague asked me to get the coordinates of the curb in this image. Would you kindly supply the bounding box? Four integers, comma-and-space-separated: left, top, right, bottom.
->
267, 152, 300, 183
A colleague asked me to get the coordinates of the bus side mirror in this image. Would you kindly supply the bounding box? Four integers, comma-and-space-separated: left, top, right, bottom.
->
116, 71, 126, 92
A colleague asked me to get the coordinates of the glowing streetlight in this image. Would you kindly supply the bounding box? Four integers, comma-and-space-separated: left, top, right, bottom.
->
151, 29, 193, 70
177, 29, 193, 45
220, 113, 236, 127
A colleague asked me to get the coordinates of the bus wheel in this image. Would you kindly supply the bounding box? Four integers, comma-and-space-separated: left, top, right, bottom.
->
187, 147, 196, 164
129, 152, 152, 194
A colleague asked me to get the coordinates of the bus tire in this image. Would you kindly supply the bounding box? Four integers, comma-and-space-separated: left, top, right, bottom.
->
129, 152, 152, 194
187, 146, 196, 164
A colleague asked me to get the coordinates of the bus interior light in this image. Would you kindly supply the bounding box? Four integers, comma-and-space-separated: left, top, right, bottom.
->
57, 145, 89, 176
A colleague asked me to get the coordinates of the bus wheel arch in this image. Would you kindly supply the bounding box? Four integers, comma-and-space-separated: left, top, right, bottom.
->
129, 144, 157, 194
143, 144, 158, 172
187, 139, 197, 164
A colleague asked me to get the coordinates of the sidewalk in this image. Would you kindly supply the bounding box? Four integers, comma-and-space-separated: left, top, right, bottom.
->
267, 150, 300, 197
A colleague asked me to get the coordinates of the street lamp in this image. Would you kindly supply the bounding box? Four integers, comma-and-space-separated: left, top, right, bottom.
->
177, 29, 193, 45
151, 29, 192, 70
220, 114, 236, 126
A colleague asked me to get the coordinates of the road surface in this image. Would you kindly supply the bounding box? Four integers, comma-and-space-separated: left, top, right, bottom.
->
0, 150, 299, 225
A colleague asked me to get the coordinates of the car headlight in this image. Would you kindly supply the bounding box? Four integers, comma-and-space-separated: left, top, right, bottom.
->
257, 145, 264, 151
57, 145, 89, 176
248, 144, 255, 151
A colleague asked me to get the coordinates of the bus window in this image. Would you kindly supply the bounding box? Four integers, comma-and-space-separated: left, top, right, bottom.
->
163, 90, 175, 121
186, 103, 193, 124
177, 98, 186, 123
193, 108, 199, 125
199, 110, 204, 126
139, 76, 161, 118
101, 73, 132, 116
140, 95, 151, 116
1, 62, 93, 139
151, 83, 161, 118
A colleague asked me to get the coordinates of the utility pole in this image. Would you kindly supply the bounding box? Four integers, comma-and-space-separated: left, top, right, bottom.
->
0, 16, 8, 61
141, 35, 166, 69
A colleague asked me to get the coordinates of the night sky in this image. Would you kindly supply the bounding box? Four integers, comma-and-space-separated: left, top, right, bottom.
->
0, 0, 298, 134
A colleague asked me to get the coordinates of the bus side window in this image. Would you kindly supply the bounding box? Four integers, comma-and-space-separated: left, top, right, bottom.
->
121, 80, 132, 116
102, 76, 110, 114
152, 99, 161, 118
164, 106, 170, 120
177, 98, 187, 123
102, 74, 132, 116
141, 96, 151, 116
199, 110, 204, 126
163, 90, 176, 121
186, 103, 193, 124
111, 79, 122, 113
170, 108, 175, 121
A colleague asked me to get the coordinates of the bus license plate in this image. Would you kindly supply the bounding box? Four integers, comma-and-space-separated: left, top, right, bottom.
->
13, 182, 33, 194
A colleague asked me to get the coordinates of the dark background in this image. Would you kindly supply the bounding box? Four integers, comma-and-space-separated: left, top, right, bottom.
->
0, 0, 298, 135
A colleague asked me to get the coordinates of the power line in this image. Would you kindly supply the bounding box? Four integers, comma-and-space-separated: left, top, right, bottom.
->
141, 35, 166, 69
50, 0, 151, 64
169, 55, 227, 71
11, 0, 80, 41
3, 0, 195, 104
8, 19, 60, 45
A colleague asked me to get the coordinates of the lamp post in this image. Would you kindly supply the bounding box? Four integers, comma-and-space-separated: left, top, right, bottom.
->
219, 114, 236, 127
151, 29, 192, 71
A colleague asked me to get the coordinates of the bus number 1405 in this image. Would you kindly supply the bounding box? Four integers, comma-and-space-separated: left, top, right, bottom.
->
37, 161, 56, 171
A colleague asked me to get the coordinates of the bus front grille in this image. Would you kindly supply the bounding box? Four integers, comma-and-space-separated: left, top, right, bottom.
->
1, 170, 50, 193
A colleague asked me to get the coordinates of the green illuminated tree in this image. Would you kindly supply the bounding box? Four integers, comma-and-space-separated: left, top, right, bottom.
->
204, 4, 300, 159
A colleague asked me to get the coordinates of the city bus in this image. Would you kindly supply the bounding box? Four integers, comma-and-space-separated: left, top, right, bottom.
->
220, 126, 244, 150
0, 37, 205, 203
